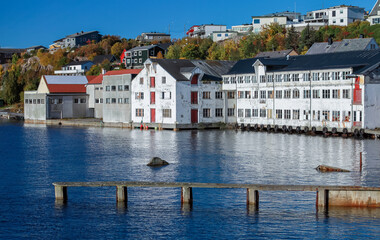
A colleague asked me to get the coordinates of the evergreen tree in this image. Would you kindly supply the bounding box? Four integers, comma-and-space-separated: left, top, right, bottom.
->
285, 25, 300, 51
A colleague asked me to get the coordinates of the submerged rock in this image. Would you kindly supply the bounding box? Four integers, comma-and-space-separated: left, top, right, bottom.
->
316, 165, 350, 172
147, 157, 169, 167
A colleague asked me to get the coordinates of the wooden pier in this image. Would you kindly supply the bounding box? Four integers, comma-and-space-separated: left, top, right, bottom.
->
53, 181, 380, 211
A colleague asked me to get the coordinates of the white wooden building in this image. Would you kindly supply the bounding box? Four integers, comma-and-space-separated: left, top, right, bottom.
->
222, 50, 380, 132
131, 59, 235, 129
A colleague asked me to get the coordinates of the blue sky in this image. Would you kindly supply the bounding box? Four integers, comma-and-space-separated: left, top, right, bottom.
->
0, 0, 377, 48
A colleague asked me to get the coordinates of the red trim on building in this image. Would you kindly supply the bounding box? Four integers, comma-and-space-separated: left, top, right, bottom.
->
48, 84, 86, 93
104, 69, 142, 76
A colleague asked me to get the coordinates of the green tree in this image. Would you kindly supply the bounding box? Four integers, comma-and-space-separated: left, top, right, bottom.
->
180, 43, 200, 59
2, 68, 22, 104
298, 24, 318, 54
87, 65, 102, 76
285, 25, 300, 51
111, 42, 126, 59
165, 44, 182, 59
199, 38, 213, 59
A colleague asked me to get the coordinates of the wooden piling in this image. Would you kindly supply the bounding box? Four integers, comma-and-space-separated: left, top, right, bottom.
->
360, 152, 363, 172
116, 186, 128, 202
181, 187, 193, 204
247, 188, 259, 209
55, 185, 67, 202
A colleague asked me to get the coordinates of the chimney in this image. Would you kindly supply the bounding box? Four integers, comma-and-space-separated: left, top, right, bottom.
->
328, 37, 333, 45
360, 34, 364, 38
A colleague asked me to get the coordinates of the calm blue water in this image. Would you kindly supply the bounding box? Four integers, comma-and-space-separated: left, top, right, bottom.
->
0, 119, 380, 239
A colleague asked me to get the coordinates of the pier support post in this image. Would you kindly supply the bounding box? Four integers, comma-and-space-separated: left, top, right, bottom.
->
116, 186, 128, 203
247, 188, 259, 209
316, 189, 329, 212
55, 185, 67, 202
181, 187, 193, 204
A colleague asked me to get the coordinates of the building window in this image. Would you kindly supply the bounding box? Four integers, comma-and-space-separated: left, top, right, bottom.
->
37, 99, 41, 104
245, 76, 251, 83
118, 85, 123, 91
227, 108, 235, 117
238, 109, 244, 117
134, 51, 137, 56
111, 98, 116, 104
253, 90, 258, 99
260, 76, 266, 83
304, 90, 310, 98
293, 89, 300, 98
223, 77, 230, 84
136, 109, 144, 117
252, 75, 257, 83
124, 85, 129, 91
284, 90, 291, 99
163, 109, 172, 118
111, 86, 116, 91
100, 99, 103, 103
150, 77, 155, 88
322, 72, 329, 81
202, 92, 211, 99
312, 90, 320, 98
238, 76, 244, 83
267, 75, 273, 83
106, 98, 110, 104
268, 90, 273, 99
227, 91, 235, 99
139, 58, 142, 64
293, 110, 300, 120
139, 51, 142, 56
215, 92, 223, 99
251, 109, 257, 117
106, 86, 110, 91
303, 73, 310, 81
322, 111, 330, 121
124, 98, 129, 104
215, 108, 223, 117
260, 109, 266, 118
94, 98, 99, 103
203, 108, 211, 118
276, 109, 282, 119
284, 110, 291, 119
332, 72, 339, 80
275, 74, 282, 82
191, 91, 198, 104
313, 110, 321, 121
304, 110, 311, 120
276, 90, 282, 99
80, 98, 86, 103
343, 89, 350, 99
292, 74, 299, 82
254, 19, 260, 24
322, 89, 331, 99
74, 98, 79, 104
332, 111, 340, 121
284, 74, 290, 82
340, 19, 344, 23
245, 109, 251, 118
135, 92, 144, 100
260, 90, 266, 99
162, 76, 166, 84
312, 73, 319, 81
118, 98, 123, 104
230, 77, 236, 83
140, 78, 144, 84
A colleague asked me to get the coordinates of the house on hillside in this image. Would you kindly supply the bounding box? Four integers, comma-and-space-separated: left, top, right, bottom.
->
211, 30, 238, 42
136, 32, 171, 43
304, 5, 364, 26
52, 31, 102, 49
131, 58, 235, 129
222, 50, 380, 132
368, 0, 380, 25
92, 55, 117, 65
120, 45, 166, 69
54, 61, 94, 76
255, 49, 298, 58
306, 38, 379, 55
24, 75, 92, 121
186, 24, 227, 38
0, 48, 25, 64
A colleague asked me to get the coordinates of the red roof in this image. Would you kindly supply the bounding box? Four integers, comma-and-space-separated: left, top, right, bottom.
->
87, 74, 103, 84
48, 84, 86, 93
104, 69, 142, 76
86, 76, 98, 82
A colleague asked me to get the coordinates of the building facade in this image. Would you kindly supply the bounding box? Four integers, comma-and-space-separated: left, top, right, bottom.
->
120, 45, 166, 69
222, 50, 380, 132
54, 61, 94, 76
131, 59, 235, 128
211, 31, 238, 42
186, 25, 227, 38
304, 5, 364, 26
86, 75, 104, 119
251, 16, 289, 33
136, 32, 171, 43
24, 76, 91, 121
52, 31, 102, 49
368, 0, 380, 25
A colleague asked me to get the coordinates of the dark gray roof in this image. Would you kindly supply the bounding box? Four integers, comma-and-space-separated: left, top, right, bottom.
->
127, 45, 164, 52
306, 38, 375, 55
150, 59, 236, 81
66, 31, 99, 38
370, 1, 380, 16
157, 43, 173, 51
255, 49, 295, 58
0, 48, 25, 54
92, 55, 116, 65
227, 50, 380, 75
64, 60, 93, 67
